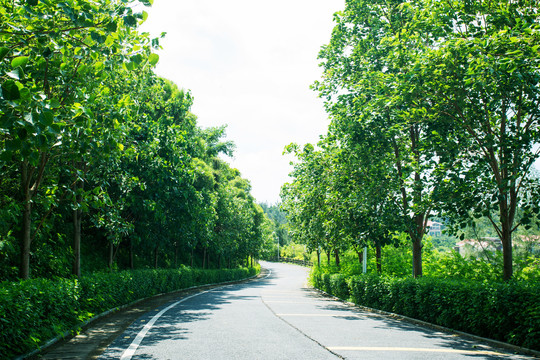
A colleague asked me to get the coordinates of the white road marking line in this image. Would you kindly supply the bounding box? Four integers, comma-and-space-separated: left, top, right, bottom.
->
120, 269, 272, 360
327, 346, 504, 355
263, 300, 316, 304
120, 290, 211, 360
276, 313, 361, 318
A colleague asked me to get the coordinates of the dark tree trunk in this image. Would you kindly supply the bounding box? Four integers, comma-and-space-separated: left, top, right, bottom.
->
412, 234, 423, 278
356, 249, 363, 265
20, 193, 32, 279
334, 248, 340, 267
501, 219, 513, 281
19, 154, 48, 279
202, 247, 207, 269
72, 176, 83, 278
154, 245, 159, 269
72, 207, 82, 277
129, 238, 134, 269
108, 242, 114, 270
375, 243, 382, 273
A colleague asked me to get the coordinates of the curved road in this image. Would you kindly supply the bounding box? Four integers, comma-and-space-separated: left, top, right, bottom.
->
97, 262, 533, 360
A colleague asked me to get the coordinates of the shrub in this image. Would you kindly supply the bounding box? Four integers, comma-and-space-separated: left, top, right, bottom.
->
0, 266, 257, 358
310, 269, 540, 351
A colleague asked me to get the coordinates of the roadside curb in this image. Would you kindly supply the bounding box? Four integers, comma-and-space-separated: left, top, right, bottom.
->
312, 287, 540, 359
17, 269, 262, 360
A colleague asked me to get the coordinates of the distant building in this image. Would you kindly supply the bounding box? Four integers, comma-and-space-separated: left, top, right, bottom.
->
454, 235, 539, 255
454, 237, 502, 255
427, 220, 444, 237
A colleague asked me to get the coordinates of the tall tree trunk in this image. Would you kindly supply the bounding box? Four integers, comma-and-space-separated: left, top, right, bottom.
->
412, 214, 426, 278
375, 242, 382, 273
19, 154, 48, 279
174, 242, 178, 267
326, 249, 331, 265
108, 242, 114, 270
20, 190, 32, 279
334, 248, 340, 267
154, 245, 159, 269
72, 207, 81, 277
202, 247, 207, 269
412, 234, 423, 278
356, 249, 363, 265
501, 214, 513, 281
129, 238, 134, 269
72, 176, 83, 278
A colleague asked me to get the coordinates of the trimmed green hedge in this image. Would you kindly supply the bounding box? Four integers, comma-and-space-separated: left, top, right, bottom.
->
311, 270, 540, 351
0, 266, 257, 358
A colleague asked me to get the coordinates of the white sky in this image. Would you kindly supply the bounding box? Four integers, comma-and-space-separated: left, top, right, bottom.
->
140, 0, 344, 204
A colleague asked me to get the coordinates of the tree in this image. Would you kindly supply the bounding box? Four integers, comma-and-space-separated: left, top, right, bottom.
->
417, 0, 540, 280
313, 0, 443, 277
0, 0, 156, 278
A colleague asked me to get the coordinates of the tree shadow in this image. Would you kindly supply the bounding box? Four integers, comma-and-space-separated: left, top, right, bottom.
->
99, 273, 277, 359
308, 290, 526, 359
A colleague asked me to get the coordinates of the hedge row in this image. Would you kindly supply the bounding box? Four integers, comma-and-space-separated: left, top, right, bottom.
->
311, 270, 540, 351
0, 266, 257, 358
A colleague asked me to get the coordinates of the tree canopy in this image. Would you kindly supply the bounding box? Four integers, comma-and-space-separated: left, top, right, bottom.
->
282, 0, 540, 280
0, 0, 270, 280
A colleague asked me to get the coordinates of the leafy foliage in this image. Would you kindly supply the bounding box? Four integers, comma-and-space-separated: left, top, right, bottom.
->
310, 268, 540, 350
0, 0, 272, 281
0, 267, 257, 358
282, 0, 540, 281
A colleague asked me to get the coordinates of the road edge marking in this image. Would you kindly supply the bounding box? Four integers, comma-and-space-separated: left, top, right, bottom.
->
119, 290, 212, 360
120, 268, 272, 360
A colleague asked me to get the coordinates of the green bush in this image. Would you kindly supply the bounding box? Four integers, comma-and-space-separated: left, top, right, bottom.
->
310, 269, 540, 351
0, 266, 257, 358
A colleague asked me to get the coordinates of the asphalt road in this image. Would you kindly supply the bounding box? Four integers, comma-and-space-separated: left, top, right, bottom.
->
95, 261, 535, 360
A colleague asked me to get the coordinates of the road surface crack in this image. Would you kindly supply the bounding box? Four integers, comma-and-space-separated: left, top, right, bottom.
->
261, 297, 346, 359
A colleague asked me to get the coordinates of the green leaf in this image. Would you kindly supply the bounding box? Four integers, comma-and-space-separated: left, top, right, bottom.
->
106, 21, 117, 32
40, 111, 54, 126
0, 150, 12, 162
124, 15, 137, 27
131, 54, 143, 65
6, 69, 21, 80
0, 47, 9, 62
42, 47, 53, 58
26, 0, 38, 5
17, 128, 28, 140
11, 56, 29, 68
49, 99, 61, 109
148, 53, 159, 66
1, 80, 21, 100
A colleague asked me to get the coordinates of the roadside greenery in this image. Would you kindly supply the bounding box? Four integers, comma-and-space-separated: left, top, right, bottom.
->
0, 266, 257, 358
0, 0, 272, 281
310, 269, 540, 351
1, 1, 271, 357
282, 0, 540, 349
282, 0, 540, 281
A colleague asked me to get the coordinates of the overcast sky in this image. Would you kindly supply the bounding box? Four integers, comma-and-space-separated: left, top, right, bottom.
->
140, 0, 344, 204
